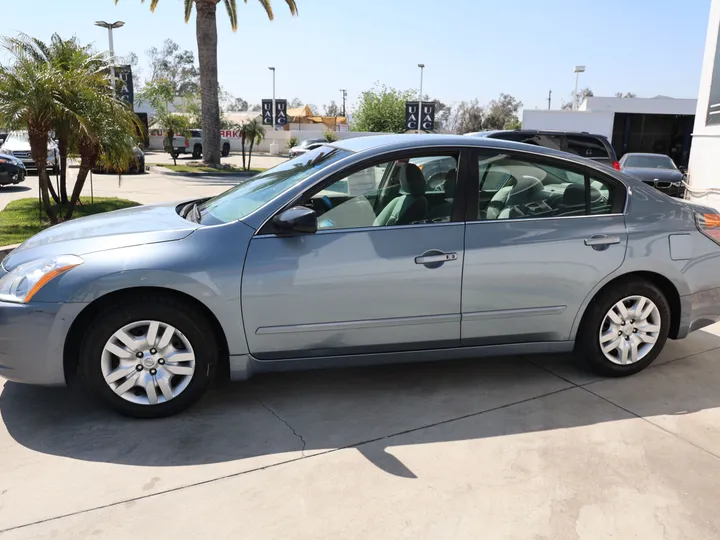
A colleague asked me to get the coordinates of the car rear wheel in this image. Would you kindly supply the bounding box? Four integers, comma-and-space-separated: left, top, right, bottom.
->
576, 279, 670, 377
222, 143, 230, 157
79, 295, 218, 418
192, 144, 202, 159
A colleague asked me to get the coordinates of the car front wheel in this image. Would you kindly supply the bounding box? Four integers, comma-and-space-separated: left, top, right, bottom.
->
576, 279, 670, 377
79, 295, 218, 418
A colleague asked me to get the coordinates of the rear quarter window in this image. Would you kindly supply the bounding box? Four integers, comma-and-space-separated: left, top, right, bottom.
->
565, 135, 611, 160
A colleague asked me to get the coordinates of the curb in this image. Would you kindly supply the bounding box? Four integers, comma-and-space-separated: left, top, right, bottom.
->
0, 243, 19, 262
148, 166, 258, 178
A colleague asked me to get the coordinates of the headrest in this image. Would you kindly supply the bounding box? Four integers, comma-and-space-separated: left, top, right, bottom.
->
444, 169, 457, 198
399, 163, 426, 197
563, 183, 585, 206
507, 175, 543, 205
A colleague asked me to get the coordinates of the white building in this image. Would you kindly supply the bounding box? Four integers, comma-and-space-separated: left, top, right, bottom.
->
524, 96, 696, 166
688, 0, 720, 201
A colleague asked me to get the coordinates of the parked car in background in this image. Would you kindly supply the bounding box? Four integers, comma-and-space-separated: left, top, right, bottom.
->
169, 130, 231, 159
0, 130, 58, 172
0, 152, 26, 186
467, 130, 620, 169
288, 138, 326, 158
92, 141, 145, 175
3, 135, 720, 418
618, 153, 685, 198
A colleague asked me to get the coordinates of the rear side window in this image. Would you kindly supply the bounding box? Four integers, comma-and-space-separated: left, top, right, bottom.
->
476, 152, 621, 220
191, 130, 202, 138
565, 135, 610, 160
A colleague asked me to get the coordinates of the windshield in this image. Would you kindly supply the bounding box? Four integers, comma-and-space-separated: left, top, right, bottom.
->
7, 131, 30, 144
198, 146, 350, 225
624, 154, 676, 169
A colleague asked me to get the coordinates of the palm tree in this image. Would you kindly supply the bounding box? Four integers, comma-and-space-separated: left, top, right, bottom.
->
66, 90, 142, 220
242, 118, 265, 171
119, 0, 298, 166
0, 48, 73, 223
5, 34, 101, 205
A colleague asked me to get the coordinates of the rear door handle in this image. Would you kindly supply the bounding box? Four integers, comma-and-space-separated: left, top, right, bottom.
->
415, 252, 458, 265
584, 235, 621, 247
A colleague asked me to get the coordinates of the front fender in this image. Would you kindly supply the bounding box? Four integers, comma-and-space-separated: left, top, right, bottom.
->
32, 223, 254, 356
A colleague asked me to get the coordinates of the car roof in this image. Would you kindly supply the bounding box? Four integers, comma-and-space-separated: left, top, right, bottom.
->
622, 152, 671, 157
467, 129, 609, 139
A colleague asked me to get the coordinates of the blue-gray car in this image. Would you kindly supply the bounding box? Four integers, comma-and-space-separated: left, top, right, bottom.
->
2, 134, 720, 417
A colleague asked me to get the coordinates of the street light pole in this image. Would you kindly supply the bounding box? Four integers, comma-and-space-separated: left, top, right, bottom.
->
95, 21, 125, 95
268, 67, 276, 130
573, 65, 586, 111
339, 89, 347, 117
417, 63, 425, 134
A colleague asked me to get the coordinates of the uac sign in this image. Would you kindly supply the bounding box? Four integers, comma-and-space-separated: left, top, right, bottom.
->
405, 101, 436, 131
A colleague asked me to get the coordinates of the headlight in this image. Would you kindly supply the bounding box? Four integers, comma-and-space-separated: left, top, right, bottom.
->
0, 255, 83, 303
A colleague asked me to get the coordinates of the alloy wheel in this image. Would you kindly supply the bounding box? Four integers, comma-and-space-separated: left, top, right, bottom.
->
100, 320, 196, 405
598, 295, 661, 365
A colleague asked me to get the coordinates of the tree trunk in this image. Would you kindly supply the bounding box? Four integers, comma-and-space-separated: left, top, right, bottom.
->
167, 129, 176, 166
58, 138, 69, 204
28, 128, 57, 224
248, 139, 254, 171
196, 0, 221, 166
241, 133, 246, 170
65, 138, 98, 221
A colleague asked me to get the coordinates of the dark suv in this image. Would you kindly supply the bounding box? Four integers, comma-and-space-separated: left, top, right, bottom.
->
467, 130, 620, 170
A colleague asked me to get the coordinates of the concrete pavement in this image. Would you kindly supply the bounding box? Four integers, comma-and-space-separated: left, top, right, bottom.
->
2, 326, 720, 538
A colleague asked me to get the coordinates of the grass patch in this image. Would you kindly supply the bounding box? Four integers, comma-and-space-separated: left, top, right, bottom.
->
149, 163, 266, 174
0, 197, 139, 246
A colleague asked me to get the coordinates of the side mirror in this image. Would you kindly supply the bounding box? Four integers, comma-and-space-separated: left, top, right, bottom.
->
679, 166, 688, 174
273, 206, 318, 235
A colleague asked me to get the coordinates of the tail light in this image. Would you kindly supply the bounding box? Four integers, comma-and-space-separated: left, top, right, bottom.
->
185, 138, 189, 147
695, 212, 720, 245
612, 161, 621, 170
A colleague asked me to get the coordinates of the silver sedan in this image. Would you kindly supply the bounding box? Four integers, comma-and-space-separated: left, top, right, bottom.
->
2, 134, 720, 417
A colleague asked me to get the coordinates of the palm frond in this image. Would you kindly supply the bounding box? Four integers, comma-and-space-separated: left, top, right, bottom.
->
225, 0, 239, 30
184, 0, 194, 22
251, 0, 274, 20
284, 0, 298, 16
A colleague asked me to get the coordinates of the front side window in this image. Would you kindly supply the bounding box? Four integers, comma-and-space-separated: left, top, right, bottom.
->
199, 146, 350, 225
477, 153, 619, 220
304, 154, 459, 231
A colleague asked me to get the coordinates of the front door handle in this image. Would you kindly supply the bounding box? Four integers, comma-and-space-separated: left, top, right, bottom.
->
584, 235, 621, 249
415, 252, 458, 265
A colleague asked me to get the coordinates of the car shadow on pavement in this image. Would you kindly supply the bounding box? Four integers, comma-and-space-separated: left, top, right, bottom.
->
2, 333, 720, 478
0, 185, 31, 194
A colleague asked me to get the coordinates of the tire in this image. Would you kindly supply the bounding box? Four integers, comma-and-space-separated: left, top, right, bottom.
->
576, 278, 670, 377
222, 143, 230, 157
192, 144, 202, 159
79, 294, 218, 418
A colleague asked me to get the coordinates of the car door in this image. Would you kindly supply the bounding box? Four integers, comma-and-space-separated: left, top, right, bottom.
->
461, 148, 628, 345
241, 148, 469, 360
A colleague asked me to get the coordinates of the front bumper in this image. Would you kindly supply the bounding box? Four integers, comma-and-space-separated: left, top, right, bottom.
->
643, 180, 685, 198
0, 301, 87, 386
0, 165, 25, 185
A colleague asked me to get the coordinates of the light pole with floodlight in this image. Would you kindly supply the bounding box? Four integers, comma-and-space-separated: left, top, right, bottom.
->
574, 65, 586, 110
95, 21, 125, 94
418, 63, 425, 133
268, 66, 276, 129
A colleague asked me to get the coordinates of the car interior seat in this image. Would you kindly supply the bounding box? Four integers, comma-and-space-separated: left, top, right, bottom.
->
428, 169, 456, 220
486, 175, 546, 220
373, 163, 429, 226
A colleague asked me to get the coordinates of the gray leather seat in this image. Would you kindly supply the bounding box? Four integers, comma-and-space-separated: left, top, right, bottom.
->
374, 164, 428, 226
486, 175, 545, 220
428, 169, 456, 220
557, 183, 605, 216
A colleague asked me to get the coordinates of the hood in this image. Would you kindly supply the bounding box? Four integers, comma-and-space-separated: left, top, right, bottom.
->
623, 167, 684, 182
0, 153, 24, 167
4, 202, 199, 269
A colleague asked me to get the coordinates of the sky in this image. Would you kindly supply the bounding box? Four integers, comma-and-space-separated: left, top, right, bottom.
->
0, 0, 712, 113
